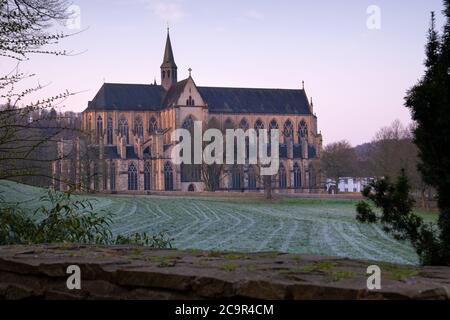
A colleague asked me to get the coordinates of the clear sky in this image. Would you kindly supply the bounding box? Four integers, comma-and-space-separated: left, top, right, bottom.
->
7, 0, 447, 145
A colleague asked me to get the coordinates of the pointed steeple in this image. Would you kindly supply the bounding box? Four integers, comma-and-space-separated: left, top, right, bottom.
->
161, 28, 178, 90
161, 28, 177, 68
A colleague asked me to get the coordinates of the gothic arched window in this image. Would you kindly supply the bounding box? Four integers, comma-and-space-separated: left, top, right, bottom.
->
269, 119, 279, 140
208, 117, 220, 130
283, 119, 294, 138
224, 118, 234, 130
254, 119, 264, 131
110, 162, 116, 191
148, 116, 158, 134
182, 115, 195, 130
269, 119, 279, 130
180, 162, 186, 182
103, 162, 108, 190
279, 164, 287, 189
128, 163, 138, 191
239, 118, 249, 131
107, 117, 113, 144
134, 115, 144, 138
144, 162, 151, 191
254, 119, 264, 137
239, 118, 250, 159
193, 165, 201, 181
180, 162, 201, 182
181, 116, 197, 172
231, 165, 242, 190
93, 162, 99, 191
248, 165, 257, 190
298, 119, 308, 143
87, 114, 92, 132
309, 165, 316, 189
164, 162, 174, 191
293, 163, 301, 189
118, 116, 129, 144
96, 116, 103, 143
186, 96, 195, 106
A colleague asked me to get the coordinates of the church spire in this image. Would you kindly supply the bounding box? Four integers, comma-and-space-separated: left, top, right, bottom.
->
161, 28, 178, 90
161, 28, 177, 68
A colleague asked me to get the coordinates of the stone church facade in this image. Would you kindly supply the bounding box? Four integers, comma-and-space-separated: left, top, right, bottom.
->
53, 31, 323, 193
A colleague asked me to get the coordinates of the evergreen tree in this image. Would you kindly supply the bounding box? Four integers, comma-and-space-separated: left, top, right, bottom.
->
404, 2, 450, 264
360, 4, 450, 266
357, 171, 441, 265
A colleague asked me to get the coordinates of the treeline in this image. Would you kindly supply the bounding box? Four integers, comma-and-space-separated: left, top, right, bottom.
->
0, 105, 81, 187
321, 120, 433, 206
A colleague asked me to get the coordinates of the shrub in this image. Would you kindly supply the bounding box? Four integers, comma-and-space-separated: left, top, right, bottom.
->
356, 170, 444, 265
0, 189, 172, 248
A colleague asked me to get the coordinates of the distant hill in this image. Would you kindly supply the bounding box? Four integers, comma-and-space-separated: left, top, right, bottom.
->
353, 142, 373, 161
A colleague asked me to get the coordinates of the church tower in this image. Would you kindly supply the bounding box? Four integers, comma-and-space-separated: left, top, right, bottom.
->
160, 29, 177, 91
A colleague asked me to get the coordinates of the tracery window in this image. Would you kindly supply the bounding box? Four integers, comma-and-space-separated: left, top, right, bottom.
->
279, 164, 287, 189
96, 116, 103, 143
283, 119, 294, 138
128, 163, 138, 191
293, 163, 301, 189
134, 116, 144, 138
298, 119, 308, 143
148, 116, 158, 134
118, 116, 129, 144
107, 117, 113, 144
144, 162, 151, 191
164, 162, 174, 191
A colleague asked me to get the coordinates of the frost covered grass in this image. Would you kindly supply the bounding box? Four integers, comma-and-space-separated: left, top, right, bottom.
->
0, 180, 438, 265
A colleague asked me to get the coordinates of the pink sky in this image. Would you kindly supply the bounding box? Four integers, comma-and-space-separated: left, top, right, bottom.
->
2, 0, 446, 146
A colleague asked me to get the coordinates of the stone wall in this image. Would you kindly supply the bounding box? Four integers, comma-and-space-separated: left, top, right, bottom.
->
0, 245, 449, 300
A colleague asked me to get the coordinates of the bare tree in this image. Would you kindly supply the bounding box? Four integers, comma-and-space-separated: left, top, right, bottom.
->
321, 140, 357, 187
370, 120, 433, 208
0, 0, 79, 185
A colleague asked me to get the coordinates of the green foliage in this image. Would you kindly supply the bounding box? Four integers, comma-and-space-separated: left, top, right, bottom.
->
356, 170, 445, 265
404, 5, 450, 264
115, 231, 173, 248
33, 190, 113, 244
220, 263, 237, 272
0, 203, 37, 245
0, 188, 172, 248
328, 270, 357, 282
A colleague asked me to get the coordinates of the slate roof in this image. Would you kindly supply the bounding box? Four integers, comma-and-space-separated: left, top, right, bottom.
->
86, 82, 312, 115
162, 79, 189, 108
87, 83, 164, 111
197, 86, 311, 115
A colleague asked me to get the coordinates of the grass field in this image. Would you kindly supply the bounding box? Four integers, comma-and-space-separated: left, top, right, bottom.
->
0, 180, 439, 265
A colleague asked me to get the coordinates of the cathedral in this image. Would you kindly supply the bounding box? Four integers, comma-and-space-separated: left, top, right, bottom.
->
52, 31, 323, 193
